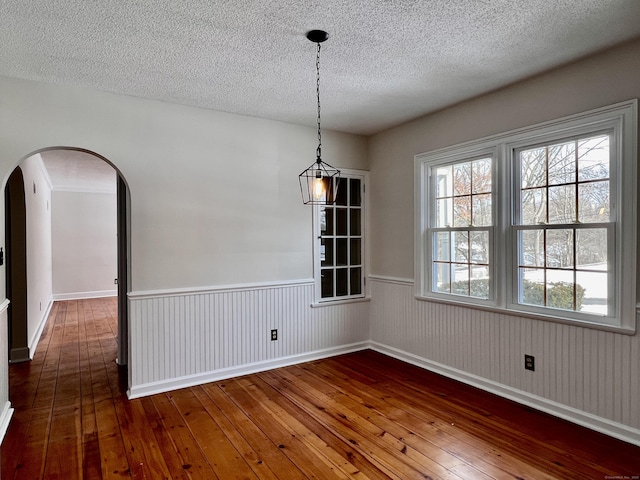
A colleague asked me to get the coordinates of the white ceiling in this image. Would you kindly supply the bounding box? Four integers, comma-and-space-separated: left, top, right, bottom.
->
2, 1, 640, 136
40, 150, 116, 194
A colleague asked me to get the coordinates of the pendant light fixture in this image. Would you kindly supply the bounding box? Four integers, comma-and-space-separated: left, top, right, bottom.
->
299, 29, 340, 205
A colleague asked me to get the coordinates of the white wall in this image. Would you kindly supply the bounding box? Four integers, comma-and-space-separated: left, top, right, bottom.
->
19, 154, 53, 353
368, 38, 640, 445
0, 74, 369, 407
52, 190, 117, 299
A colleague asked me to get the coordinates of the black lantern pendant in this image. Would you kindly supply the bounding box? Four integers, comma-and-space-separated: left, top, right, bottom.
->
299, 30, 340, 205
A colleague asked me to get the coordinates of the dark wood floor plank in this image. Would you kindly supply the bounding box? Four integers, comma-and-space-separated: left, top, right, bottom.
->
222, 376, 367, 479
307, 358, 552, 480
151, 392, 219, 479
94, 396, 132, 479
322, 354, 582, 479
140, 395, 194, 480
277, 364, 498, 480
169, 387, 260, 480
115, 397, 172, 480
258, 368, 469, 480
199, 383, 308, 480
3, 298, 640, 480
331, 352, 640, 477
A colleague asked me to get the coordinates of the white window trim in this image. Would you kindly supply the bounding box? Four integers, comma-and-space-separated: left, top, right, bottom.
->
312, 168, 370, 306
414, 100, 637, 333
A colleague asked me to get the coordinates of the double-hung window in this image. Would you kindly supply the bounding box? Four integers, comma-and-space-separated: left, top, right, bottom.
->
431, 155, 494, 300
314, 170, 368, 303
415, 100, 637, 332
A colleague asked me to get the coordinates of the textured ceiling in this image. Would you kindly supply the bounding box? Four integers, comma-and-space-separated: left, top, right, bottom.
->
2, 1, 640, 135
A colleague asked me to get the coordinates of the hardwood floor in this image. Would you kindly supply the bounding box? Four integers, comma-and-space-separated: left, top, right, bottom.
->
2, 298, 639, 479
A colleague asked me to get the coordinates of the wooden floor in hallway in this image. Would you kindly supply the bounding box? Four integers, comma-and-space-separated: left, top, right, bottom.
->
2, 297, 640, 479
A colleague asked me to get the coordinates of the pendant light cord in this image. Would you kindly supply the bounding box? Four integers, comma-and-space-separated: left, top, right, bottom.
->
316, 42, 322, 161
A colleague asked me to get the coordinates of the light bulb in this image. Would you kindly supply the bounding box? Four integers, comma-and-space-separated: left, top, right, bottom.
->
314, 177, 325, 199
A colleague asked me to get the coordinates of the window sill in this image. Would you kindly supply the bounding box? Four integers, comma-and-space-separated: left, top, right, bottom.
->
414, 294, 636, 335
311, 297, 371, 308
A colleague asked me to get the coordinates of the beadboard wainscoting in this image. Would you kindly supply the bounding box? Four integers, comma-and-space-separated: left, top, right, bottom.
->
369, 276, 640, 446
0, 300, 14, 441
127, 280, 370, 398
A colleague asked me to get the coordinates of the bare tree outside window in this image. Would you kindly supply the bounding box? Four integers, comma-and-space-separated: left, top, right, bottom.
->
433, 157, 492, 298
517, 134, 610, 313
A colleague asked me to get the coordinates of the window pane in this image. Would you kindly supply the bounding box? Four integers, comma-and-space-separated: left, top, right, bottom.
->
350, 267, 362, 295
336, 238, 348, 266
350, 238, 361, 265
520, 268, 545, 306
349, 178, 361, 206
321, 270, 333, 298
470, 266, 489, 299
453, 163, 472, 195
521, 188, 547, 225
335, 178, 348, 206
576, 228, 607, 267
578, 135, 609, 182
546, 229, 574, 269
336, 268, 348, 296
472, 158, 492, 194
521, 148, 546, 189
436, 166, 452, 198
350, 209, 361, 235
451, 265, 469, 295
321, 238, 333, 267
472, 193, 492, 226
453, 196, 471, 227
436, 198, 453, 227
548, 185, 575, 224
519, 229, 544, 266
546, 269, 575, 310
435, 263, 450, 293
578, 181, 609, 223
577, 271, 608, 315
321, 208, 334, 235
336, 208, 348, 235
435, 232, 450, 261
453, 231, 469, 263
548, 141, 576, 185
470, 231, 489, 264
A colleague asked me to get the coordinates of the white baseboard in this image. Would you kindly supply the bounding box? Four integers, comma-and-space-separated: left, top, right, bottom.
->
127, 342, 369, 399
127, 334, 640, 447
0, 401, 14, 444
28, 298, 53, 360
52, 290, 117, 301
370, 342, 640, 447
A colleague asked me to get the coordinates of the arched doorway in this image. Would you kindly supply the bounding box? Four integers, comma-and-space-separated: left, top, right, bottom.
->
4, 147, 129, 371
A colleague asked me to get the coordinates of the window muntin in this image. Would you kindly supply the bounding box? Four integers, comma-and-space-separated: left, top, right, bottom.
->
317, 174, 366, 302
514, 133, 613, 316
430, 157, 493, 299
415, 100, 636, 332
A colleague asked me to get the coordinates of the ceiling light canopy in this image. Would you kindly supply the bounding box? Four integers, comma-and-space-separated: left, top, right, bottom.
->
299, 30, 340, 205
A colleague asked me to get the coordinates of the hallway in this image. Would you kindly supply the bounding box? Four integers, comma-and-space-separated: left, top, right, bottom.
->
2, 298, 123, 478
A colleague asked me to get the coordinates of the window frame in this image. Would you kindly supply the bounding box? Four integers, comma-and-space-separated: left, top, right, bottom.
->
312, 168, 369, 305
414, 100, 637, 333
420, 147, 499, 308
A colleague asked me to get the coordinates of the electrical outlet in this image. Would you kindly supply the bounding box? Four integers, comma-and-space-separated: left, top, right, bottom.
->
271, 329, 278, 341
524, 354, 535, 371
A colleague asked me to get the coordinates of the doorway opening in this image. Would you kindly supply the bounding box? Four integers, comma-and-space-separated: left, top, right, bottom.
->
4, 147, 129, 378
